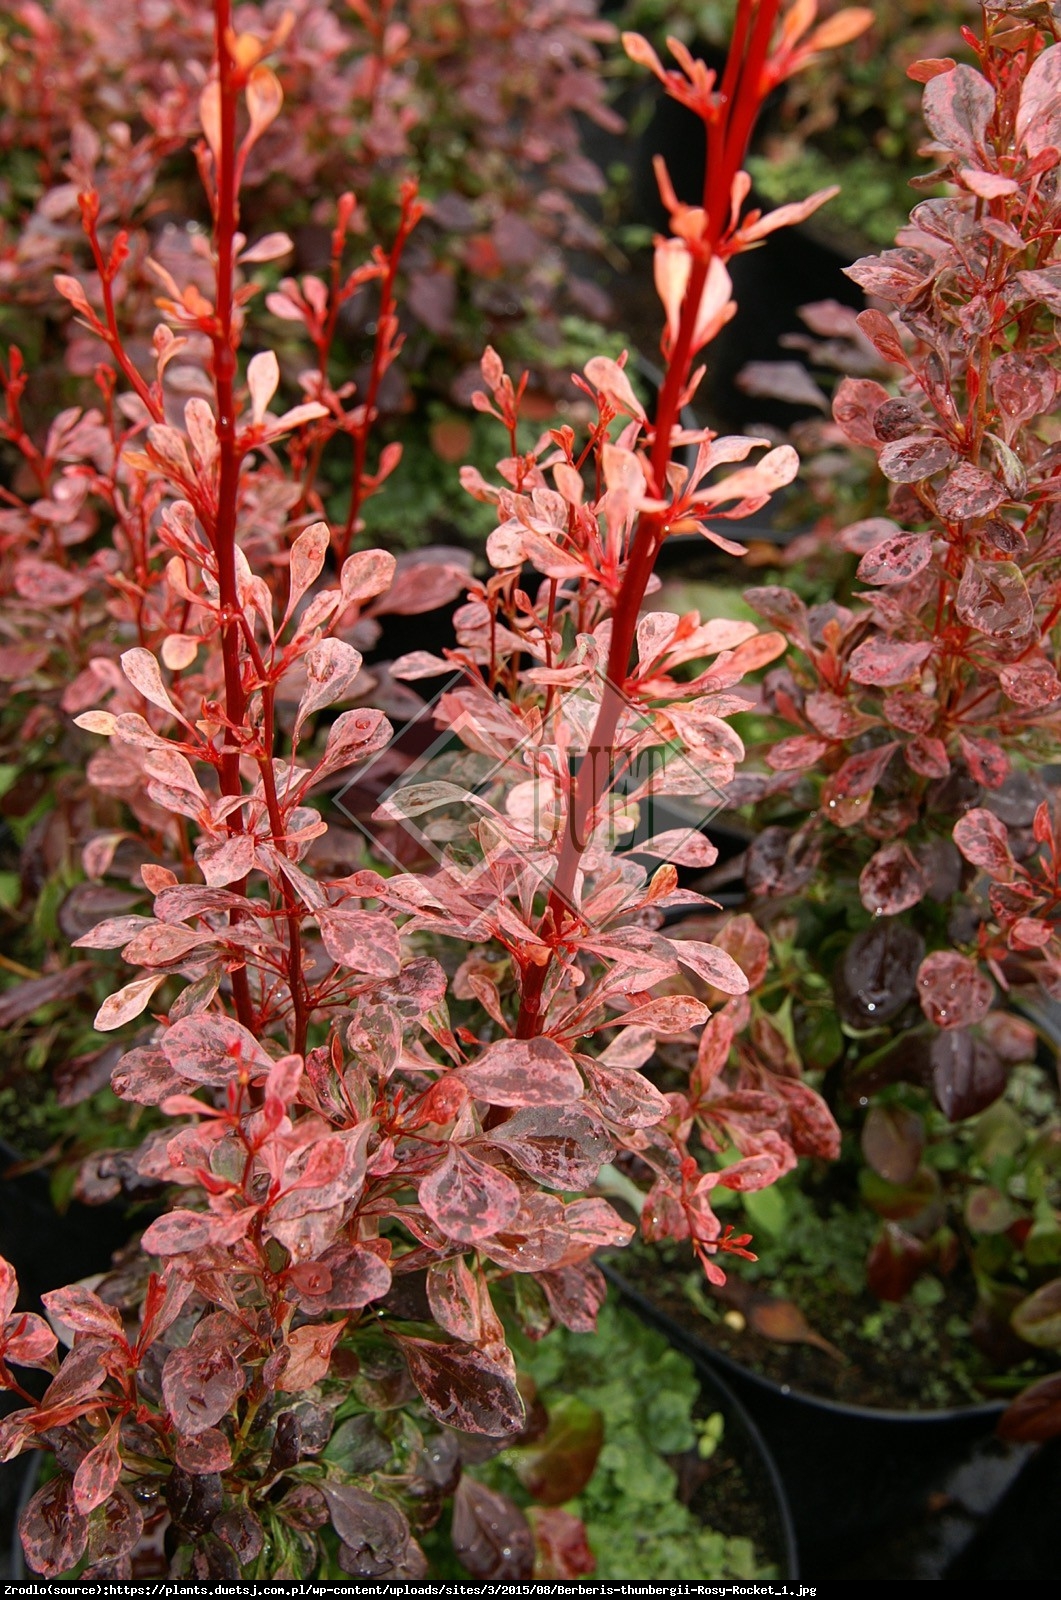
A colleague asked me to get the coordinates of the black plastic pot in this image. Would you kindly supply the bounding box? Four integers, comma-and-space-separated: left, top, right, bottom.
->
604, 1265, 1006, 1577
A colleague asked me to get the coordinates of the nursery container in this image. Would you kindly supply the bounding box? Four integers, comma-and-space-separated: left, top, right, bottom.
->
604, 1264, 1006, 1576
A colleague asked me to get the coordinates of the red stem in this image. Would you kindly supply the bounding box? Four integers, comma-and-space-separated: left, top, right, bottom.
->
210, 0, 254, 1033
515, 2, 779, 1039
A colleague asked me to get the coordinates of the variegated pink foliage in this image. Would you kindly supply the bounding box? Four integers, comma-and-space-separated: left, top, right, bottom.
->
0, 0, 861, 1581
737, 17, 1061, 1088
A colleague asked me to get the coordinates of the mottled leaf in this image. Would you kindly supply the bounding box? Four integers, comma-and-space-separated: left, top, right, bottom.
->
419, 1147, 522, 1243
917, 951, 992, 1029
398, 1338, 525, 1436
457, 1036, 583, 1107
859, 841, 927, 916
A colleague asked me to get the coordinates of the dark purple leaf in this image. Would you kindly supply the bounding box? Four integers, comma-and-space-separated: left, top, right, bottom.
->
397, 1338, 525, 1436
836, 922, 924, 1026
861, 1104, 924, 1185
931, 1028, 1006, 1120
873, 398, 926, 441
321, 1484, 411, 1578
538, 1263, 607, 1334
451, 1477, 534, 1580
164, 1467, 223, 1534
511, 1396, 604, 1505
529, 1506, 597, 1579
86, 1487, 144, 1565
999, 1374, 1061, 1442
214, 1506, 265, 1568
866, 1223, 930, 1302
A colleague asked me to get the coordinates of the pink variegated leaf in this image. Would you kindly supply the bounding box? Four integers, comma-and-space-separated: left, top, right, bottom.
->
195, 833, 255, 888
953, 808, 1015, 876
72, 1422, 121, 1515
426, 1257, 483, 1344
19, 1477, 88, 1578
936, 463, 1006, 522
160, 1013, 273, 1085
583, 355, 646, 421
955, 560, 1034, 640
141, 1211, 217, 1256
766, 735, 829, 771
485, 1106, 612, 1191
119, 648, 183, 720
1016, 43, 1061, 154
579, 1056, 669, 1130
667, 938, 748, 995
824, 742, 899, 800
608, 995, 710, 1033
999, 657, 1061, 709
278, 1320, 348, 1391
340, 547, 397, 607
918, 951, 993, 1030
458, 1037, 583, 1107
419, 1147, 522, 1243
2, 1312, 57, 1369
958, 734, 1009, 790
857, 532, 933, 587
294, 640, 363, 739
284, 521, 330, 622
318, 908, 401, 978
923, 62, 994, 159
247, 350, 280, 426
832, 377, 890, 446
162, 1339, 245, 1437
878, 436, 956, 483
93, 975, 166, 1032
848, 638, 932, 687
634, 828, 719, 866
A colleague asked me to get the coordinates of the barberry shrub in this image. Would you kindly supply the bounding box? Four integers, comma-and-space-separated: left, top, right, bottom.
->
722, 2, 1061, 1429
0, 1, 864, 1578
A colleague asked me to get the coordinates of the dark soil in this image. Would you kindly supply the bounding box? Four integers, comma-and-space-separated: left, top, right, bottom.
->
672, 1389, 784, 1566
610, 1242, 1046, 1413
